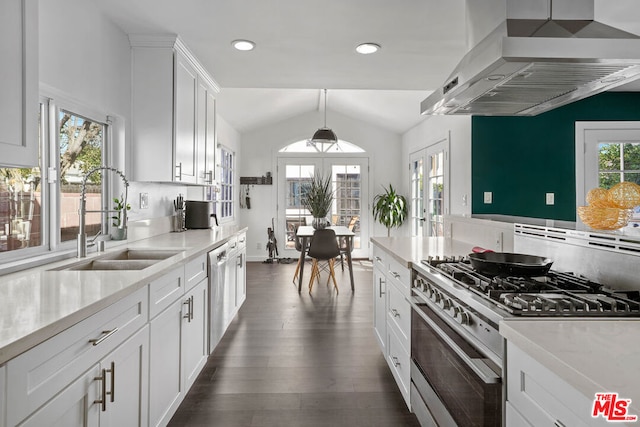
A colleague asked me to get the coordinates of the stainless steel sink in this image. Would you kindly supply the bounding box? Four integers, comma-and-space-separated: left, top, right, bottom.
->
50, 248, 184, 271
60, 259, 159, 271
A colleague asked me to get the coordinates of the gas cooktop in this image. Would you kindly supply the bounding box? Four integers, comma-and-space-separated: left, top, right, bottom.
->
420, 257, 640, 317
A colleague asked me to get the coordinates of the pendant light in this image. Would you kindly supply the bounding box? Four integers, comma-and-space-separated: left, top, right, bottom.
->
311, 89, 338, 144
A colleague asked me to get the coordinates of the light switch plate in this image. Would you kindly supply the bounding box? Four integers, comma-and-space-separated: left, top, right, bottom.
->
140, 192, 149, 209
546, 192, 555, 205
483, 192, 492, 204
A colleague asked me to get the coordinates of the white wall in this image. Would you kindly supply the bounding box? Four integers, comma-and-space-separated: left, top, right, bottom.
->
239, 110, 402, 261
402, 115, 472, 228
39, 0, 239, 231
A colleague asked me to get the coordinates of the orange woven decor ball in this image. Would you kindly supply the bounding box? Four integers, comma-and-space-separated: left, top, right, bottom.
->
586, 187, 613, 208
577, 206, 632, 230
608, 182, 640, 209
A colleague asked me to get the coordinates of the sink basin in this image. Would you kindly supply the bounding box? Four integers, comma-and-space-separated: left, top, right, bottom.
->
60, 259, 159, 271
100, 249, 183, 261
50, 248, 184, 271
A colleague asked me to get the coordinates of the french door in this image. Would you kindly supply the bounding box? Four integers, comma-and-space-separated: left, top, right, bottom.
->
409, 135, 449, 237
277, 156, 369, 258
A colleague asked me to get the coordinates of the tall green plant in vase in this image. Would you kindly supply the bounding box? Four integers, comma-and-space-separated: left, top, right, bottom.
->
373, 184, 408, 237
302, 174, 334, 230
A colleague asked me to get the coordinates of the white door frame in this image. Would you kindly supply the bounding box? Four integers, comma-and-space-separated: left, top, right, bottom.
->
409, 132, 450, 237
276, 154, 370, 258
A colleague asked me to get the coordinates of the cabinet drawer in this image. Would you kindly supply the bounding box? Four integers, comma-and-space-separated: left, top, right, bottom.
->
387, 282, 410, 353
149, 266, 184, 319
506, 401, 533, 427
387, 326, 411, 408
507, 342, 596, 427
372, 245, 387, 272
236, 232, 246, 249
185, 253, 207, 291
387, 257, 410, 293
6, 286, 148, 427
227, 235, 238, 252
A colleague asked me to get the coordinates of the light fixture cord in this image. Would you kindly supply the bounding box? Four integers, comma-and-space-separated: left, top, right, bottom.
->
323, 89, 327, 127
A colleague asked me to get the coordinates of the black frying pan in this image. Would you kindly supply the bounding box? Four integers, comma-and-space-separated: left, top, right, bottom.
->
468, 247, 553, 276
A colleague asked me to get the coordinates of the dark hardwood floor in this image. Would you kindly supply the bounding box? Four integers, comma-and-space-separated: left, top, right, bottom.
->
168, 259, 420, 427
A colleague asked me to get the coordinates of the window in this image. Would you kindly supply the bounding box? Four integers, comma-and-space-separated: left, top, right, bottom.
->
219, 146, 234, 219
576, 122, 640, 225
0, 97, 109, 261
279, 139, 364, 153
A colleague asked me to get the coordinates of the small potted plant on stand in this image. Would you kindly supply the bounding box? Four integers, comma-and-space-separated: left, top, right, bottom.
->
373, 184, 408, 237
111, 195, 131, 240
302, 174, 334, 230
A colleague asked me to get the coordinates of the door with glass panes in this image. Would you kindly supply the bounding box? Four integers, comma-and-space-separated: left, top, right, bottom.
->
277, 157, 369, 258
409, 136, 449, 237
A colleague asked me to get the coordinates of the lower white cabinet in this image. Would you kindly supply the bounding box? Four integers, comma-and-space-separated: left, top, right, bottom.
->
18, 325, 149, 427
506, 341, 611, 427
0, 364, 6, 427
149, 266, 209, 427
182, 278, 209, 391
371, 242, 412, 409
373, 265, 387, 353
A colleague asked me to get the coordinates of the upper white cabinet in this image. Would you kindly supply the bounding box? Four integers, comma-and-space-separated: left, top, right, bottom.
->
130, 35, 219, 184
0, 0, 38, 168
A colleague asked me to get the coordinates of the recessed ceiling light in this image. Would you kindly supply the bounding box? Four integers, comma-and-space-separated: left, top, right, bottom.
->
356, 43, 381, 55
232, 39, 255, 51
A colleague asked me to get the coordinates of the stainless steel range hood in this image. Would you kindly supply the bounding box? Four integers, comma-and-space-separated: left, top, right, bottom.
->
421, 0, 640, 116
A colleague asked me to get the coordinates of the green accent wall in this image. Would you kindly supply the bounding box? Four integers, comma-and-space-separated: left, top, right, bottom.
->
472, 92, 640, 221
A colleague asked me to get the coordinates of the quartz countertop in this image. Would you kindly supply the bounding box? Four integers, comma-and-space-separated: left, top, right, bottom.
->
501, 319, 640, 414
370, 235, 476, 267
0, 227, 245, 365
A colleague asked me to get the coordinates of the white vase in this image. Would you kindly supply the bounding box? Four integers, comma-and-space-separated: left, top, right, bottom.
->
312, 217, 328, 230
111, 227, 127, 240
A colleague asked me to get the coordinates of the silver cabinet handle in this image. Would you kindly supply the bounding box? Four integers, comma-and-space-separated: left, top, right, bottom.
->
555, 421, 566, 427
390, 308, 400, 317
94, 361, 114, 411
183, 295, 193, 322
375, 256, 383, 263
89, 328, 118, 346
378, 277, 386, 297
391, 271, 401, 279
205, 170, 213, 184
175, 162, 182, 180
391, 356, 400, 367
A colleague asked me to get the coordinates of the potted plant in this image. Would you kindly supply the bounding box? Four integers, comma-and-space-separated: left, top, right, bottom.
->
302, 174, 334, 229
111, 195, 131, 240
373, 184, 408, 237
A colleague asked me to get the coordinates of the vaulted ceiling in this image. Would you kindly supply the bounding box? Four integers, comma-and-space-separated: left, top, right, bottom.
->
93, 0, 640, 134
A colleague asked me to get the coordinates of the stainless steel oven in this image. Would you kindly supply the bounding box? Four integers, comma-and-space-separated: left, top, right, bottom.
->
409, 295, 502, 427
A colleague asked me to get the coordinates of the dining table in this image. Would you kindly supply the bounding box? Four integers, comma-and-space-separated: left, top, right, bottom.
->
295, 225, 355, 293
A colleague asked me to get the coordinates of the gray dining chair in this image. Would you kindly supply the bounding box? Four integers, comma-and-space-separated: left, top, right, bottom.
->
307, 229, 341, 294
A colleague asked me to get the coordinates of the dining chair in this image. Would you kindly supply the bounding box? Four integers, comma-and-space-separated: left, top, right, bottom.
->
292, 226, 304, 284
307, 229, 341, 294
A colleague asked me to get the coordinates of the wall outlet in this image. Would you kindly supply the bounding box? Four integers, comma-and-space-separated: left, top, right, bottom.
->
546, 192, 555, 205
140, 192, 149, 209
483, 191, 492, 204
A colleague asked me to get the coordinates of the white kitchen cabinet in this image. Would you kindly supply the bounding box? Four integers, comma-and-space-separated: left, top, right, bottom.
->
0, 0, 38, 168
196, 78, 217, 185
5, 287, 148, 427
130, 35, 219, 184
149, 257, 209, 427
182, 278, 209, 391
149, 294, 184, 427
370, 242, 412, 409
506, 341, 613, 427
19, 325, 149, 427
234, 232, 247, 308
0, 364, 5, 427
372, 260, 387, 353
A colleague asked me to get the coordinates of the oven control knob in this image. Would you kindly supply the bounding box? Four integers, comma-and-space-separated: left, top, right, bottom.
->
437, 297, 451, 310
432, 290, 442, 304
454, 307, 471, 325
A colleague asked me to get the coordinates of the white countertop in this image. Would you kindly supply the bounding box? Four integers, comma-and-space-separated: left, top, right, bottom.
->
501, 319, 640, 414
0, 227, 244, 365
370, 235, 476, 267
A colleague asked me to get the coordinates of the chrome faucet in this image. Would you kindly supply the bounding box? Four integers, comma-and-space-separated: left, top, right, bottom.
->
77, 166, 129, 258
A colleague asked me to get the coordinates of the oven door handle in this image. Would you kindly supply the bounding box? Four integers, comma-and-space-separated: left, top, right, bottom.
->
409, 298, 501, 384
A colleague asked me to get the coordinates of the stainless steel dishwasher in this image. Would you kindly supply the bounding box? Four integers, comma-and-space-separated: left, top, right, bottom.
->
208, 242, 229, 354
